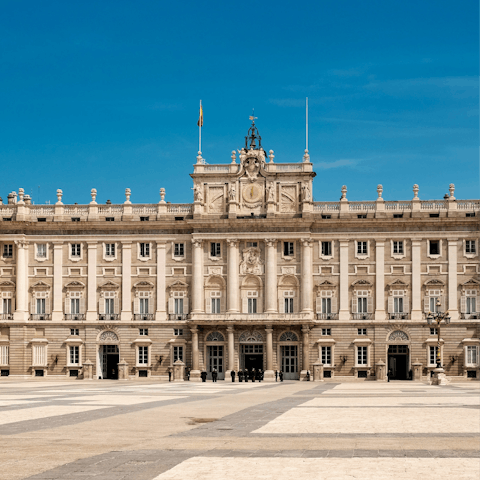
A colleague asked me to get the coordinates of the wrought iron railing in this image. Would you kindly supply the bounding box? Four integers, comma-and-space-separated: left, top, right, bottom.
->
388, 313, 411, 320
352, 313, 373, 320
0, 313, 13, 320
169, 314, 188, 320
98, 314, 119, 320
64, 314, 86, 320
30, 314, 51, 320
317, 313, 339, 320
134, 314, 155, 320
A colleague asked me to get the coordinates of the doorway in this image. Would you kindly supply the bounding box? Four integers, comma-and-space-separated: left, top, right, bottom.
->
281, 345, 299, 380
207, 345, 224, 380
100, 345, 119, 379
388, 345, 409, 380
241, 344, 264, 372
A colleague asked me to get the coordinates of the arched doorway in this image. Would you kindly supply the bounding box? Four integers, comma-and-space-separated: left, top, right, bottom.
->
97, 330, 120, 379
387, 330, 410, 380
278, 331, 300, 380
205, 331, 225, 380
239, 331, 264, 372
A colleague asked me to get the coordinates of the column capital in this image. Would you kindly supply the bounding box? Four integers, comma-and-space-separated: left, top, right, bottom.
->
190, 327, 199, 335
227, 326, 235, 333
52, 241, 64, 247
300, 238, 313, 247
264, 238, 277, 247
265, 327, 273, 334
191, 238, 203, 248
302, 325, 310, 334
375, 239, 386, 245
226, 238, 239, 247
339, 240, 349, 247
447, 238, 459, 244
156, 241, 167, 248
14, 239, 29, 248
86, 241, 98, 247
121, 241, 132, 247
411, 239, 422, 246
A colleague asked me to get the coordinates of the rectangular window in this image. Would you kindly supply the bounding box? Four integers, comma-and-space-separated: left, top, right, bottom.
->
140, 298, 149, 314
174, 297, 184, 314
394, 297, 404, 313
174, 243, 185, 257
105, 298, 115, 314
429, 346, 438, 365
210, 242, 221, 257
283, 242, 294, 256
466, 346, 478, 365
140, 243, 150, 258
284, 297, 294, 313
357, 346, 367, 365
69, 346, 79, 365
322, 297, 332, 314
174, 329, 183, 336
105, 243, 115, 257
71, 244, 81, 257
3, 244, 13, 258
246, 242, 258, 248
357, 297, 368, 313
430, 328, 438, 335
173, 346, 183, 362
358, 328, 367, 335
466, 296, 476, 314
429, 240, 440, 255
321, 346, 331, 365
321, 328, 331, 336
36, 298, 46, 314
70, 328, 79, 336
71, 298, 80, 314
429, 297, 439, 313
138, 346, 148, 364
37, 244, 47, 258
248, 297, 257, 314
3, 298, 12, 314
466, 240, 476, 254
139, 328, 148, 336
393, 241, 404, 255
357, 241, 367, 255
321, 241, 332, 256
211, 297, 221, 313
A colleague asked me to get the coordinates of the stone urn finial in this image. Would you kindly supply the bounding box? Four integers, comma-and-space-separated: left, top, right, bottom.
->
303, 149, 310, 163
412, 184, 419, 199
377, 184, 383, 199
231, 150, 236, 164
125, 188, 131, 204
341, 185, 347, 200
90, 188, 97, 204
269, 150, 275, 163
18, 188, 25, 203
159, 188, 166, 203
56, 189, 63, 205
449, 183, 455, 200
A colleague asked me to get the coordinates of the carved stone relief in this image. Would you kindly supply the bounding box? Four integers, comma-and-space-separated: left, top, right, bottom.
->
240, 247, 263, 275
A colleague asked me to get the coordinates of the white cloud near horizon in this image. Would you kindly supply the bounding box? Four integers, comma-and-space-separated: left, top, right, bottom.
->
314, 159, 360, 169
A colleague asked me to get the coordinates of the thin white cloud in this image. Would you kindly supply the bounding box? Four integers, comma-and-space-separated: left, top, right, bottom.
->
315, 159, 360, 169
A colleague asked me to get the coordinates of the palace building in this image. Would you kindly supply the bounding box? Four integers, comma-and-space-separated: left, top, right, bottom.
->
0, 119, 479, 382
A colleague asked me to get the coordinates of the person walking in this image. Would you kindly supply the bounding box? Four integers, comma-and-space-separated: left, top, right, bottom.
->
275, 370, 278, 382
201, 370, 207, 382
238, 369, 243, 382
244, 369, 249, 383
279, 370, 284, 382
230, 369, 236, 382
212, 368, 218, 383
251, 368, 256, 382
168, 368, 172, 382
387, 369, 391, 382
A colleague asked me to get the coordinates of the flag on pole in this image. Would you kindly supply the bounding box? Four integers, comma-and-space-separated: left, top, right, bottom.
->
197, 104, 203, 127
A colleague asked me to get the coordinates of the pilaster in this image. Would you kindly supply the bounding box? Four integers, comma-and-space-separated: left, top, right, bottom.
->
339, 240, 350, 320
301, 239, 313, 313
121, 242, 132, 321
86, 242, 97, 321
52, 242, 63, 321
156, 242, 166, 321
448, 239, 459, 321
265, 239, 277, 313
375, 240, 385, 321
191, 239, 204, 313
411, 240, 422, 321
227, 239, 239, 313
14, 239, 28, 322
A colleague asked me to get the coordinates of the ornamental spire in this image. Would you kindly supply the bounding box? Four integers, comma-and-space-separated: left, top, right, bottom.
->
245, 110, 262, 150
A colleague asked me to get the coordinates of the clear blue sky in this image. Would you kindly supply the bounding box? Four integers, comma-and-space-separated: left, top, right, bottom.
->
1, 0, 478, 205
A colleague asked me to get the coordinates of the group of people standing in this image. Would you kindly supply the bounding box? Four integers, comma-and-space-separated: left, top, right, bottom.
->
196, 368, 287, 382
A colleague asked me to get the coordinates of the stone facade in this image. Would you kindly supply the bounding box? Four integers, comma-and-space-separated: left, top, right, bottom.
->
0, 122, 479, 382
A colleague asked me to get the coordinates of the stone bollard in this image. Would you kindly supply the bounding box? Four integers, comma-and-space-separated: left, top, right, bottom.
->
173, 359, 186, 382
313, 360, 324, 382
375, 360, 386, 381
412, 361, 423, 381
117, 359, 129, 381
431, 366, 449, 385
83, 359, 93, 380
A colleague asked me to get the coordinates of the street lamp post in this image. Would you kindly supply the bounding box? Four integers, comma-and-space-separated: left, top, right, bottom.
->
426, 299, 451, 383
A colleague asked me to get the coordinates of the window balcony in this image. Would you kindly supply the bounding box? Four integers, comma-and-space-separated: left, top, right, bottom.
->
461, 313, 480, 320
30, 314, 51, 321
352, 313, 373, 320
99, 314, 119, 321
134, 314, 155, 321
64, 314, 86, 321
169, 314, 188, 320
0, 313, 13, 320
317, 313, 339, 320
388, 313, 411, 320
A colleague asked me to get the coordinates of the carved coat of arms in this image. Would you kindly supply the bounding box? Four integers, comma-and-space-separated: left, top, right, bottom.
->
240, 247, 263, 275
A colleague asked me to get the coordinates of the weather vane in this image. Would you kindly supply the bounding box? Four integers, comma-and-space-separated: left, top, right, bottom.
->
249, 109, 257, 123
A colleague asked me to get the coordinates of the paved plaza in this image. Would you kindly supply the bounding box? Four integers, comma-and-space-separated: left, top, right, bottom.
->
0, 380, 479, 479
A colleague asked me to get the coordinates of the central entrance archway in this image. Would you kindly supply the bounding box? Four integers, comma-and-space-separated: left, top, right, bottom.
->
239, 330, 264, 372
96, 330, 120, 380
387, 330, 410, 380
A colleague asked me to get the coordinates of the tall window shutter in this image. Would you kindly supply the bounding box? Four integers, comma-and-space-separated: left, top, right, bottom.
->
403, 296, 409, 314
476, 296, 480, 313
183, 298, 189, 314
64, 297, 71, 314
99, 298, 105, 314
210, 243, 215, 256
45, 298, 51, 314
460, 296, 466, 313
114, 297, 120, 314
11, 297, 15, 313
387, 297, 394, 314
133, 297, 140, 314
0, 300, 3, 315
439, 295, 445, 311
367, 296, 374, 313
331, 297, 338, 313
168, 297, 175, 314
205, 295, 211, 313
242, 297, 248, 313
257, 295, 263, 314
315, 296, 321, 314
30, 297, 36, 314
424, 296, 430, 313
351, 298, 357, 313
79, 297, 86, 313
220, 294, 226, 314
148, 296, 154, 314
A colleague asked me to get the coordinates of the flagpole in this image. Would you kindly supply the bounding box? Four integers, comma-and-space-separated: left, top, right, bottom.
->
306, 97, 308, 152
199, 99, 202, 153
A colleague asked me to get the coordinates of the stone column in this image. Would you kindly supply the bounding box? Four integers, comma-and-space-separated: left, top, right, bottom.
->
227, 239, 239, 313
14, 240, 28, 321
226, 326, 236, 380
264, 327, 275, 382
339, 240, 349, 320
375, 240, 385, 321
300, 325, 310, 380
190, 327, 201, 382
191, 239, 204, 313
301, 239, 313, 313
265, 239, 277, 313
447, 239, 459, 321
411, 240, 422, 321
86, 242, 97, 321
121, 242, 132, 321
156, 242, 166, 320
52, 243, 63, 321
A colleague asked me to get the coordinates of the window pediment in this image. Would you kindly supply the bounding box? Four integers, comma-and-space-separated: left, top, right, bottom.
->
387, 279, 409, 289
133, 280, 154, 288
30, 281, 50, 290
168, 280, 189, 290
64, 281, 85, 289
98, 280, 120, 290
424, 278, 444, 287
351, 279, 372, 288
